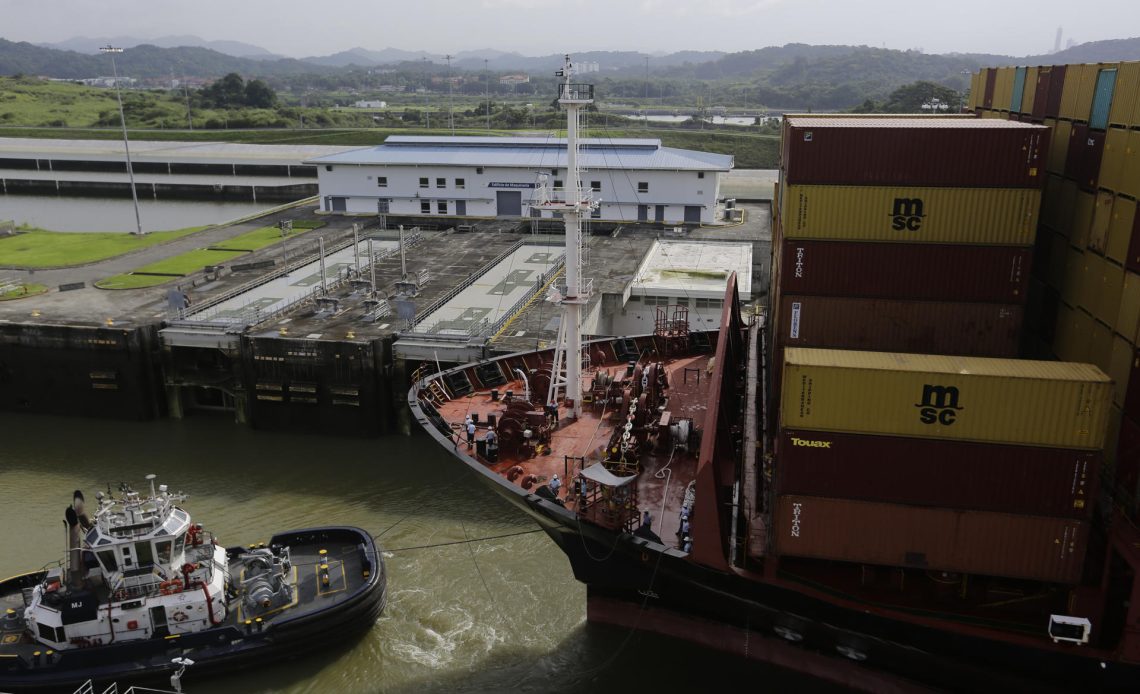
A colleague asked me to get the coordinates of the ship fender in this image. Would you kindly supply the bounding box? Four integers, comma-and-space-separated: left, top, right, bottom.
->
507, 466, 525, 482
520, 474, 538, 490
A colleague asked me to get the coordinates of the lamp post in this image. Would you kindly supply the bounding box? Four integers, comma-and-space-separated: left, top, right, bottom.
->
100, 45, 144, 235
485, 58, 491, 131
445, 54, 455, 134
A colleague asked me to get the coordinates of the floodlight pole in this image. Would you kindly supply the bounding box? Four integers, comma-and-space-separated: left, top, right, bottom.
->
101, 45, 144, 236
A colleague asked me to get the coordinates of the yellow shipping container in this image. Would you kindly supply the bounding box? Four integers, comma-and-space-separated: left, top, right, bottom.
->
1023, 66, 1039, 114
1109, 62, 1139, 127
1047, 119, 1072, 175
1109, 335, 1133, 407
1107, 196, 1137, 265
1077, 64, 1109, 121
779, 185, 1040, 245
1121, 131, 1140, 199
993, 67, 1014, 112
1089, 191, 1114, 254
1070, 190, 1097, 249
1061, 245, 1087, 309
1116, 271, 1140, 345
1060, 64, 1095, 121
780, 348, 1111, 449
1056, 178, 1079, 239
1095, 259, 1126, 329
1101, 127, 1129, 194
1091, 319, 1113, 374
1053, 302, 1094, 363
968, 71, 982, 111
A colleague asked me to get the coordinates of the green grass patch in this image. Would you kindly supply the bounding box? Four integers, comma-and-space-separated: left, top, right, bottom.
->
209, 224, 315, 252
0, 282, 48, 300
291, 220, 326, 230
95, 274, 176, 290
131, 248, 246, 276
0, 226, 210, 268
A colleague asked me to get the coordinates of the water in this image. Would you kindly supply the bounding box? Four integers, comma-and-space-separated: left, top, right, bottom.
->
0, 193, 273, 233
0, 413, 829, 693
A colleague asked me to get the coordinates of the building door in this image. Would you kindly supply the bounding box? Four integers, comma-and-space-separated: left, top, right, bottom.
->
496, 191, 522, 216
378, 199, 390, 214
684, 206, 702, 224
637, 205, 648, 222
150, 606, 169, 638
456, 200, 467, 216
330, 197, 347, 212
654, 205, 665, 222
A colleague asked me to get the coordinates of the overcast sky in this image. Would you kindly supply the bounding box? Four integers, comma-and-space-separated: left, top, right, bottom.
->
1, 0, 1135, 59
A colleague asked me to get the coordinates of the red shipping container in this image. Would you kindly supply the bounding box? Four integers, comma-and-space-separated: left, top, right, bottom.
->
1126, 206, 1140, 274
773, 495, 1089, 584
782, 118, 1048, 188
1045, 65, 1067, 119
1032, 67, 1053, 121
776, 294, 1023, 357
777, 239, 1031, 303
776, 429, 1099, 518
983, 69, 997, 110
1067, 127, 1106, 192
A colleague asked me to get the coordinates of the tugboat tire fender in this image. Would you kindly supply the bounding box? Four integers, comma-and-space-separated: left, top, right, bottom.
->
507, 466, 525, 481
520, 474, 538, 490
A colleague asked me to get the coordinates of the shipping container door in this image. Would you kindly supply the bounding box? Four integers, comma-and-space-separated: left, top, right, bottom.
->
1090, 68, 1118, 131
983, 69, 997, 109
1011, 67, 1027, 113
1047, 65, 1067, 119
1109, 63, 1139, 127
1032, 67, 1052, 120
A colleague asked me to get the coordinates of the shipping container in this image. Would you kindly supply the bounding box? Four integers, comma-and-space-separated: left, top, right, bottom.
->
777, 295, 1022, 357
983, 68, 997, 110
1101, 127, 1129, 194
781, 118, 1047, 188
993, 67, 1014, 114
776, 429, 1099, 518
1126, 350, 1140, 423
1046, 119, 1072, 175
1069, 190, 1096, 248
1010, 66, 1027, 113
1046, 65, 1067, 119
1115, 272, 1140, 345
1061, 64, 1096, 121
1065, 124, 1106, 192
779, 348, 1112, 449
1023, 66, 1039, 116
1089, 190, 1114, 255
1109, 335, 1133, 407
1091, 256, 1125, 328
1040, 173, 1063, 231
1047, 230, 1069, 291
1126, 203, 1140, 274
1122, 131, 1140, 199
1052, 302, 1094, 363
1106, 195, 1137, 265
1091, 318, 1113, 375
1090, 66, 1118, 130
773, 495, 1089, 584
1033, 66, 1054, 120
776, 239, 1031, 303
779, 185, 1041, 245
1108, 62, 1139, 127
968, 71, 982, 111
1116, 409, 1140, 498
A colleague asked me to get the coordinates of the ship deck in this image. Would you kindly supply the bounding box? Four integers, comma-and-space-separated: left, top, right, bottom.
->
434, 344, 716, 547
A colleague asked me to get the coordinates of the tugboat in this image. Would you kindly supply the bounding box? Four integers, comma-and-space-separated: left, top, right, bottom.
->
0, 476, 386, 692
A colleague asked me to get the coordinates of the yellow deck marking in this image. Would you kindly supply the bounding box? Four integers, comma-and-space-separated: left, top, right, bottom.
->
316, 560, 347, 596
236, 565, 299, 624
2, 634, 18, 644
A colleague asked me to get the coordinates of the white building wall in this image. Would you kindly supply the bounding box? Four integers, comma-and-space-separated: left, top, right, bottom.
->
315, 163, 723, 223
610, 295, 727, 335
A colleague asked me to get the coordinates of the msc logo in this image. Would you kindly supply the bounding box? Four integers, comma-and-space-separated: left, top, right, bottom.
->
890, 198, 925, 232
915, 384, 963, 425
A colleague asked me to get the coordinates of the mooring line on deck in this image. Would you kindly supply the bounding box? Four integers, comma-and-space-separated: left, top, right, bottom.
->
379, 528, 544, 552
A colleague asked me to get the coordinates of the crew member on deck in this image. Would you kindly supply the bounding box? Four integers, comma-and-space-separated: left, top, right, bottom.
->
549, 474, 561, 496
466, 420, 476, 447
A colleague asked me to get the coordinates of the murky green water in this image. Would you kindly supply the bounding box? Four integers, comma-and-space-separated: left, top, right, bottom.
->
0, 413, 825, 693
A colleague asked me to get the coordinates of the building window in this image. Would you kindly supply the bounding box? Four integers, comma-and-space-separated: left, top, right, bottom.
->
325, 165, 333, 172
551, 168, 558, 175
638, 182, 649, 193
695, 298, 724, 309
673, 298, 689, 307
437, 201, 448, 214
455, 178, 465, 189
419, 177, 429, 188
377, 176, 387, 188
476, 167, 484, 174
436, 177, 446, 188
591, 181, 601, 191
553, 180, 563, 189
698, 171, 705, 179
627, 295, 641, 303
421, 201, 431, 214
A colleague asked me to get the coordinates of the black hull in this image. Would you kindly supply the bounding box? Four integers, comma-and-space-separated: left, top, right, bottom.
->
436, 431, 1137, 693
0, 526, 387, 693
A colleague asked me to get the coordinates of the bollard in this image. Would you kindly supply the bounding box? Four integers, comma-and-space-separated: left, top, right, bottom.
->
244, 619, 253, 634
255, 617, 264, 632
32, 651, 40, 666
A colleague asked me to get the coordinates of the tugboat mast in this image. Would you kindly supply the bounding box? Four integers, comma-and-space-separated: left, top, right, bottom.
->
547, 55, 595, 418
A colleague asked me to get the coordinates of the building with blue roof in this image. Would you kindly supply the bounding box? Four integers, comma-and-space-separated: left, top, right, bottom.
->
305, 136, 734, 224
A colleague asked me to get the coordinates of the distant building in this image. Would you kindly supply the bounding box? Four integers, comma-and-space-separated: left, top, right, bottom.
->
499, 74, 530, 86
352, 100, 387, 109
306, 135, 733, 225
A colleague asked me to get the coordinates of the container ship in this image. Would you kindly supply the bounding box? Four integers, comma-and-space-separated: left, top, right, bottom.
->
410, 57, 1140, 691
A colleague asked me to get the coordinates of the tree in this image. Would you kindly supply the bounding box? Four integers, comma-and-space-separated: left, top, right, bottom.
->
244, 79, 277, 108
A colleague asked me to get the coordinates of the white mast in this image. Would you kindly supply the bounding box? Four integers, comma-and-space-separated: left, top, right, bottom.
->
546, 55, 595, 418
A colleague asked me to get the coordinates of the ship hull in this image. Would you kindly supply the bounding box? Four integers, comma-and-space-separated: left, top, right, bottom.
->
0, 526, 387, 692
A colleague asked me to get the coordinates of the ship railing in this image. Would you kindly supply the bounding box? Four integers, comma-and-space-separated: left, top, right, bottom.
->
487, 256, 567, 337
404, 238, 527, 332
72, 680, 186, 694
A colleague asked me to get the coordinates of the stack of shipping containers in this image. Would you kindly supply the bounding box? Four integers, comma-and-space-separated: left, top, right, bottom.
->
774, 349, 1110, 582
970, 61, 1140, 506
769, 114, 1117, 582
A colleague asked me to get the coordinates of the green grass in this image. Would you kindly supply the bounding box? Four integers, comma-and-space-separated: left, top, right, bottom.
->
0, 226, 209, 268
0, 282, 48, 300
94, 274, 174, 290
209, 224, 316, 252
131, 248, 246, 276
